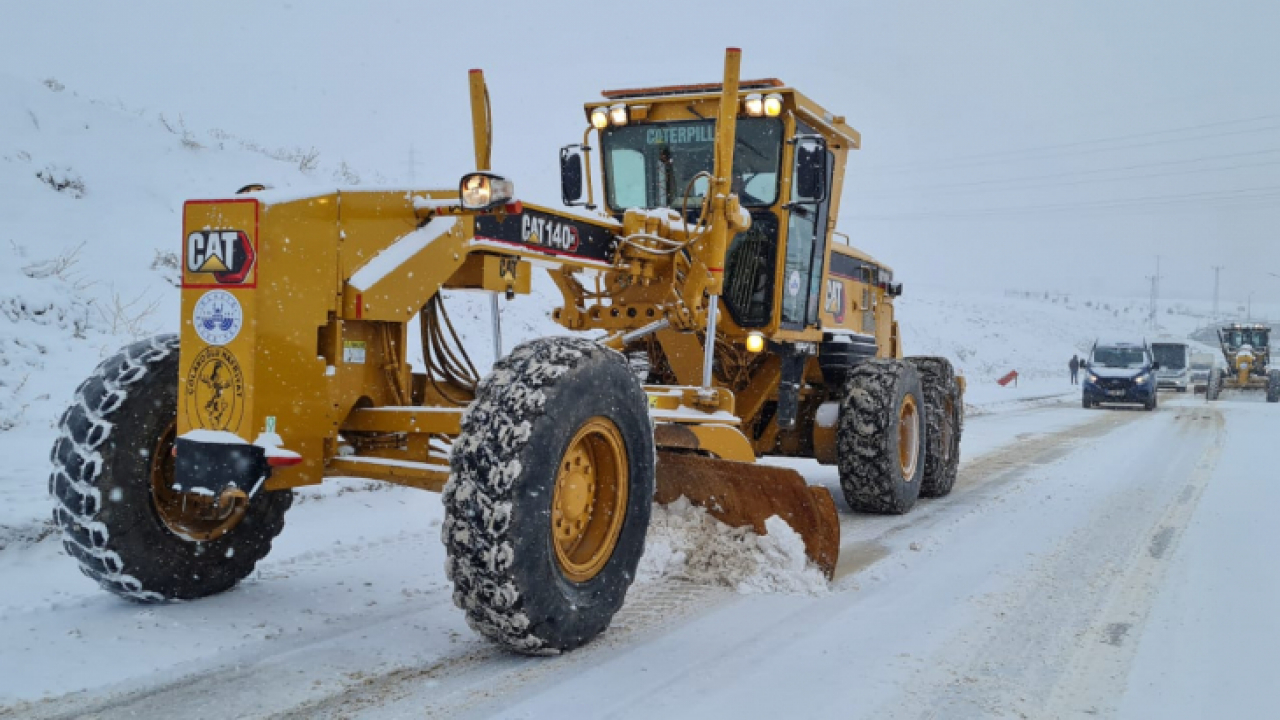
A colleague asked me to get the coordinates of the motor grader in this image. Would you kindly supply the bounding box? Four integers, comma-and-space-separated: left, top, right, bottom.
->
50, 49, 963, 654
1206, 323, 1279, 402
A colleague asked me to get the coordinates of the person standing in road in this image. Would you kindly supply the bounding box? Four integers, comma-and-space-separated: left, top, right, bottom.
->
1069, 354, 1080, 385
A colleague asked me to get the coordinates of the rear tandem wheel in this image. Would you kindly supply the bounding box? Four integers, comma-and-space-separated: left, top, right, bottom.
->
907, 357, 963, 498
837, 359, 928, 514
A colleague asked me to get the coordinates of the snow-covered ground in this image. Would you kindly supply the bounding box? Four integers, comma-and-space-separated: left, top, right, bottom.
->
5, 393, 1276, 719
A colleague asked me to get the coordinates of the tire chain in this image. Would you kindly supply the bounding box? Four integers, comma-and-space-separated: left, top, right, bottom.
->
910, 357, 962, 498
442, 337, 621, 655
49, 335, 181, 600
48, 334, 291, 601
838, 360, 913, 514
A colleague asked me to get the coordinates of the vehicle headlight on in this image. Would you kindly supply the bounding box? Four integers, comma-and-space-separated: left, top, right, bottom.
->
743, 93, 764, 117
1135, 374, 1148, 384
763, 93, 783, 117
459, 172, 515, 211
590, 107, 609, 130
745, 331, 765, 353
609, 103, 629, 127
1088, 374, 1099, 383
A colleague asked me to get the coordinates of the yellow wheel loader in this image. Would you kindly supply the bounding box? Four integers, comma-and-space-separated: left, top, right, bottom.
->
1206, 323, 1280, 402
50, 49, 964, 654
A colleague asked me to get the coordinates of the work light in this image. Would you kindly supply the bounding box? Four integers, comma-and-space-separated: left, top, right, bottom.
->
763, 93, 783, 117
743, 93, 764, 117
590, 107, 609, 130
609, 103, 629, 126
459, 172, 515, 211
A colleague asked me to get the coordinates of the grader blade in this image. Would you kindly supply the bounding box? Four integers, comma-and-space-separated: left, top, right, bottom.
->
654, 451, 841, 578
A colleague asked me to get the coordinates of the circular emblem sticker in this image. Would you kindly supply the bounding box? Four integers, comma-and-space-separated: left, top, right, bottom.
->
787, 270, 802, 297
185, 346, 246, 432
192, 290, 243, 346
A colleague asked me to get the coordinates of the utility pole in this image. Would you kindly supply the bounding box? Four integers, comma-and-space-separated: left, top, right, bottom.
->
1212, 265, 1224, 320
1147, 255, 1162, 330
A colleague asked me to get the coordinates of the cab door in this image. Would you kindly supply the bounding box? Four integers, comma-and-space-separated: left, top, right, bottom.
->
780, 144, 835, 329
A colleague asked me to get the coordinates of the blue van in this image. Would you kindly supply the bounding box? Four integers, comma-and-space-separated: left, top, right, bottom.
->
1082, 340, 1159, 411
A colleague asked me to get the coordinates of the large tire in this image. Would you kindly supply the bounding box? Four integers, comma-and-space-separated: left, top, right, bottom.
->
907, 357, 962, 499
1268, 370, 1280, 403
1206, 368, 1222, 401
838, 359, 927, 514
50, 334, 292, 602
443, 337, 655, 655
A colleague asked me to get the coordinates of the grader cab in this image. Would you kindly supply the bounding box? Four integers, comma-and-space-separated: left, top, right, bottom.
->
50, 49, 964, 654
1206, 323, 1279, 402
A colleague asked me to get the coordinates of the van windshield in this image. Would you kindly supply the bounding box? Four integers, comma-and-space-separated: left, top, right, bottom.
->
1151, 345, 1187, 370
1092, 346, 1147, 369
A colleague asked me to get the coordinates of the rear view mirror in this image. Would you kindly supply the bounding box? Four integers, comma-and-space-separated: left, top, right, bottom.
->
791, 135, 828, 204
559, 145, 586, 206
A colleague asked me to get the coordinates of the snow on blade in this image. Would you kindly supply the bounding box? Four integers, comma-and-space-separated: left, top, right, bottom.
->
638, 497, 829, 596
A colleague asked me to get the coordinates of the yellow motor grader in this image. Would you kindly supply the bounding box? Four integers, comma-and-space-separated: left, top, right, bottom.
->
1206, 323, 1279, 402
50, 49, 963, 654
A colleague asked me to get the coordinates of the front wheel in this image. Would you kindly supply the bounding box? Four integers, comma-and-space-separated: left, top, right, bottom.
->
1267, 370, 1280, 403
838, 359, 927, 514
443, 337, 654, 655
50, 335, 292, 602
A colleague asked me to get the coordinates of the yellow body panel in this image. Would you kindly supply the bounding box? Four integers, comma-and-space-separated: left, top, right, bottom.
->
171, 58, 947, 495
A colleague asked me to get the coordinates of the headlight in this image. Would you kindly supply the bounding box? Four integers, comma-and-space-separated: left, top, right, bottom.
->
763, 93, 783, 117
609, 103, 629, 127
745, 331, 765, 353
1088, 374, 1099, 383
743, 93, 764, 117
590, 107, 609, 130
459, 172, 515, 211
1135, 374, 1148, 384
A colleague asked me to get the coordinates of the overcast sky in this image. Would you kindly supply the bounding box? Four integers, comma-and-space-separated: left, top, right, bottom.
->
4, 0, 1278, 306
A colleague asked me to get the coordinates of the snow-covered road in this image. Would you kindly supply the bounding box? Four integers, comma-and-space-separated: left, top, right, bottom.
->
2, 392, 1275, 719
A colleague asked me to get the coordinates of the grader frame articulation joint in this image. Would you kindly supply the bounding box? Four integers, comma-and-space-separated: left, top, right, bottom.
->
50, 49, 964, 654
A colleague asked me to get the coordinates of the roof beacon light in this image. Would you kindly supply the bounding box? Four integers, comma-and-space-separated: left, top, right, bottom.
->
763, 93, 783, 117
609, 103, 629, 127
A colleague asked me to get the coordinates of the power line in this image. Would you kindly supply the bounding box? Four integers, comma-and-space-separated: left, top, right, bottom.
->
849, 184, 1280, 221
867, 115, 1280, 175
854, 147, 1280, 196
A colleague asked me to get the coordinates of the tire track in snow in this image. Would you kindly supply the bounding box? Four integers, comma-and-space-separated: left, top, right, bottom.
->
878, 399, 1222, 719
1040, 405, 1225, 717
282, 407, 1147, 719
8, 403, 1142, 719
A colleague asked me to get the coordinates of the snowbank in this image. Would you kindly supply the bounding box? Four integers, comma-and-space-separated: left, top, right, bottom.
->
637, 497, 829, 596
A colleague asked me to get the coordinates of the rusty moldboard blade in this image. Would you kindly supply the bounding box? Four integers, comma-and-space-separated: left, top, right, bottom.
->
654, 451, 841, 578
